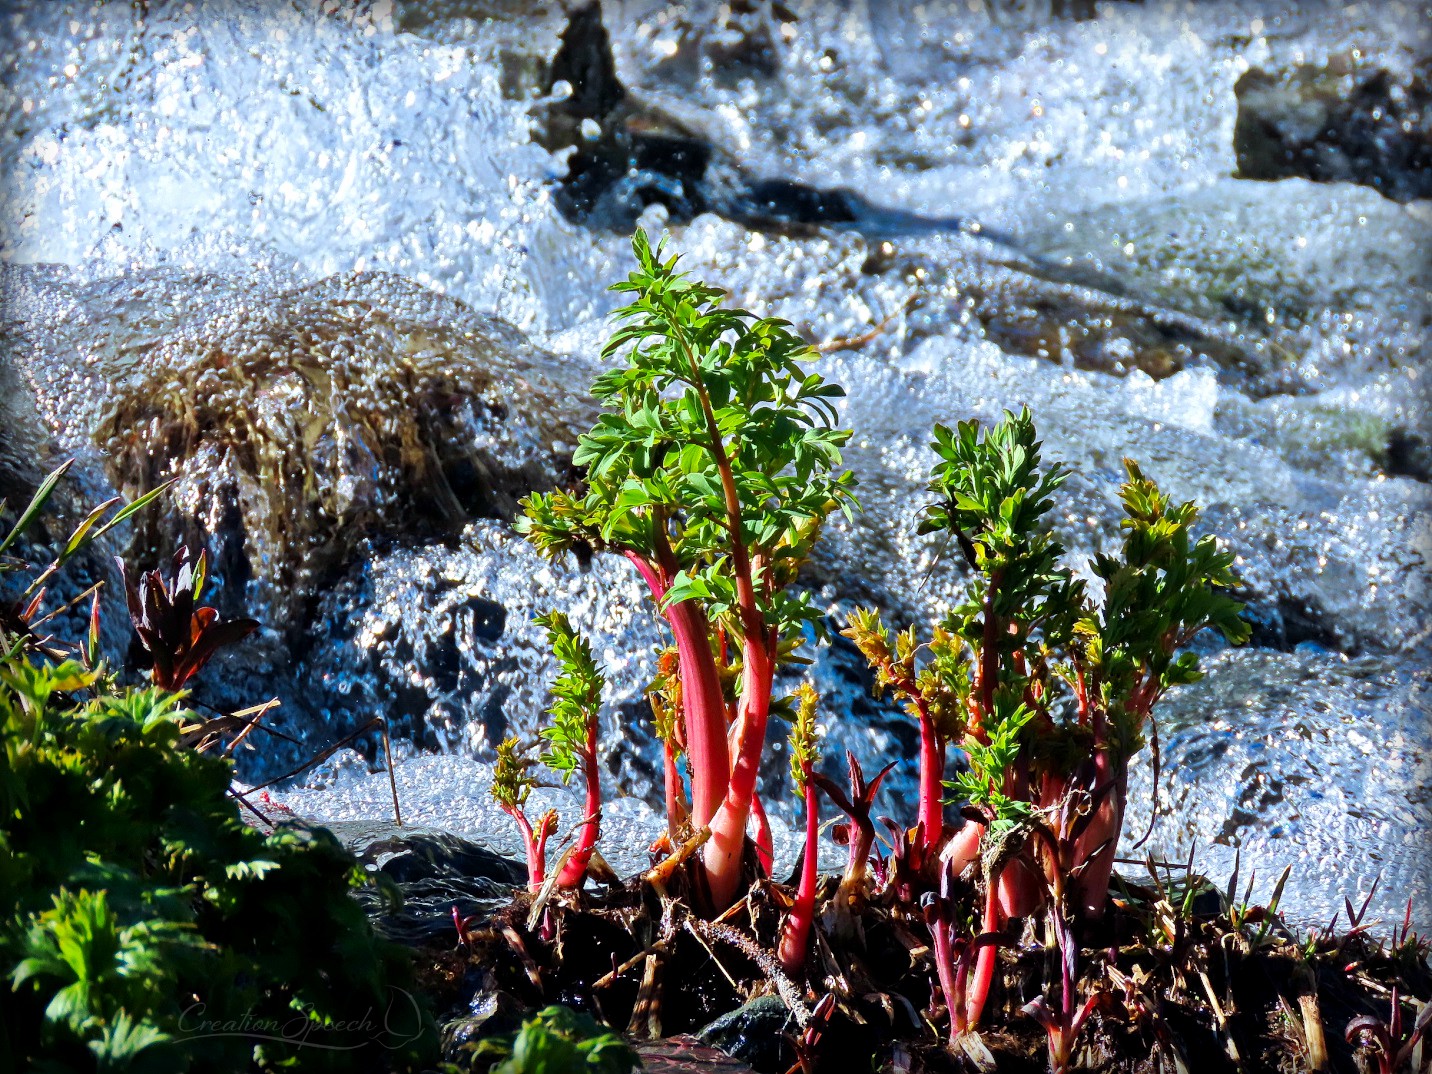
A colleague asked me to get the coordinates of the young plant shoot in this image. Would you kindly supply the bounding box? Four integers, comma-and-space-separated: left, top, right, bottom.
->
777, 682, 822, 975
518, 230, 855, 911
536, 611, 606, 889
847, 409, 1248, 1041
490, 613, 604, 891
491, 737, 557, 892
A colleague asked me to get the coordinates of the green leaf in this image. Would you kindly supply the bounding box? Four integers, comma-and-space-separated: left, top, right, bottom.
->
0, 459, 74, 557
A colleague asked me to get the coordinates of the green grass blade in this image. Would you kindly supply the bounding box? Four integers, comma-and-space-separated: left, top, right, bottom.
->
91, 479, 175, 543
0, 460, 74, 557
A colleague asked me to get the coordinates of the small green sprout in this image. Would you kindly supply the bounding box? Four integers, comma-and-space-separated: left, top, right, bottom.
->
788, 681, 822, 790
534, 611, 605, 784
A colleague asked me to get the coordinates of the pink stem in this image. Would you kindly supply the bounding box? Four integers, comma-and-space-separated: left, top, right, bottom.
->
505, 807, 545, 892
1069, 750, 1127, 919
750, 787, 774, 876
997, 855, 1045, 919
945, 817, 982, 875
916, 713, 945, 859
667, 599, 732, 829
931, 924, 962, 1036
702, 633, 774, 909
964, 882, 1001, 1031
532, 815, 554, 885
625, 549, 731, 830
623, 550, 666, 598
777, 775, 819, 975
556, 727, 601, 888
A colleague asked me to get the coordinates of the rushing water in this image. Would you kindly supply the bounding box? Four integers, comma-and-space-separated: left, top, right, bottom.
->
1, 0, 1428, 930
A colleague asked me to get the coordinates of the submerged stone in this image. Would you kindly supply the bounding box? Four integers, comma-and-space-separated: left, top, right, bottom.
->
337, 821, 526, 945
3, 265, 591, 625
696, 995, 796, 1073
1234, 56, 1432, 203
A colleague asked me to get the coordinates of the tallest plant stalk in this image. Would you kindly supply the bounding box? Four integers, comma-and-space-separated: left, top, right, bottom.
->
517, 229, 856, 912
672, 331, 776, 904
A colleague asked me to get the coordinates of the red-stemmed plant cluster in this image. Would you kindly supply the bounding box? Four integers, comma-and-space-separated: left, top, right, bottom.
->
490, 232, 1354, 1073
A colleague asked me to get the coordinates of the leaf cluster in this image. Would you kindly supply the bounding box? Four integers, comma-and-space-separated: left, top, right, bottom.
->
517, 229, 856, 647
534, 612, 605, 783
118, 547, 258, 691
841, 608, 966, 742
850, 410, 1249, 813
924, 408, 1084, 655
466, 1004, 639, 1074
492, 736, 540, 812
0, 653, 436, 1072
1079, 460, 1251, 756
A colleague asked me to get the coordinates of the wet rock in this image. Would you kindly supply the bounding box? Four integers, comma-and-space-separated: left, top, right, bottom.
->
545, 2, 625, 128
1384, 427, 1432, 482
697, 995, 795, 1073
636, 1036, 756, 1073
1021, 177, 1431, 387
0, 343, 52, 507
0, 331, 136, 663
954, 268, 1263, 383
3, 265, 592, 625
441, 976, 530, 1054
335, 822, 525, 944
639, 0, 799, 86
1234, 56, 1432, 203
533, 2, 967, 237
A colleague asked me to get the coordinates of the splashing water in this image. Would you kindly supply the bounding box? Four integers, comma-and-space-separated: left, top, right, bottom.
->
1, 0, 1427, 929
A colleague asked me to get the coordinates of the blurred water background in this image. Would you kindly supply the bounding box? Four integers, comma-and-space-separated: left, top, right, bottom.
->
1, 0, 1428, 931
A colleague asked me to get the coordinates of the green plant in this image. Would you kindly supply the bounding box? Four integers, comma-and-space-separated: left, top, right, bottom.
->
776, 683, 822, 975
491, 737, 558, 892
468, 1005, 640, 1074
534, 612, 606, 889
1, 468, 435, 1071
845, 409, 1248, 1049
0, 653, 436, 1072
516, 229, 855, 911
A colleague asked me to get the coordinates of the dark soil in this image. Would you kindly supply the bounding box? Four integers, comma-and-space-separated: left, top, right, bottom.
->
417, 857, 1431, 1074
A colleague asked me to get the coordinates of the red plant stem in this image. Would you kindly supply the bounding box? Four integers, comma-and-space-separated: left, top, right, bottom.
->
976, 571, 1003, 738
674, 335, 779, 910
932, 923, 961, 1035
750, 788, 774, 876
998, 857, 1045, 919
662, 738, 688, 837
998, 760, 1044, 919
778, 774, 820, 975
504, 807, 545, 892
557, 725, 602, 888
916, 711, 945, 857
626, 549, 733, 830
964, 880, 1002, 1030
669, 599, 734, 828
945, 818, 982, 875
1069, 750, 1128, 919
703, 632, 775, 909
623, 550, 666, 599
